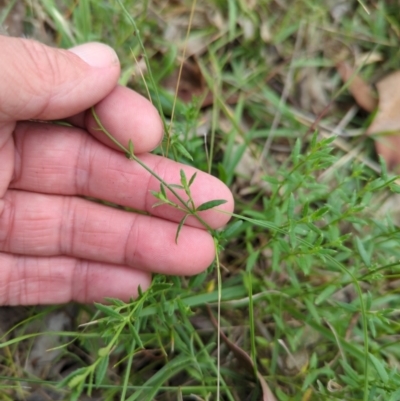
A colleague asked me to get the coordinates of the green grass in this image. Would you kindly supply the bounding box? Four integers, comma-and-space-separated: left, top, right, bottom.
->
2, 0, 400, 400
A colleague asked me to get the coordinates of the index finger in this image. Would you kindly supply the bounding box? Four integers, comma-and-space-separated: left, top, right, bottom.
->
67, 85, 164, 154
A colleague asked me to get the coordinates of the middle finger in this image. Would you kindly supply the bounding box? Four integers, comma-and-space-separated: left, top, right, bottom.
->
11, 122, 233, 229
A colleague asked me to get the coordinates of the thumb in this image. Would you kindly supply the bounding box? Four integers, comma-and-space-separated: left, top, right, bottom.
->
0, 36, 120, 123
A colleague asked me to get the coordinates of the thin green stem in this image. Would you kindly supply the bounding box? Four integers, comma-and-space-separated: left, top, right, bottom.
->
115, 0, 168, 137
91, 107, 214, 233
214, 237, 221, 400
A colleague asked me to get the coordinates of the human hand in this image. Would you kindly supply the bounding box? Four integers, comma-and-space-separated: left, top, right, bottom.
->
0, 36, 233, 305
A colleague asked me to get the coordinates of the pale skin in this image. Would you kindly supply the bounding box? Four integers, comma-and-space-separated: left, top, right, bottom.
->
0, 36, 234, 305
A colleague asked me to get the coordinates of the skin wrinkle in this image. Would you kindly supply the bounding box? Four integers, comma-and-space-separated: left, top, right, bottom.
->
20, 256, 29, 305
60, 195, 76, 256
73, 128, 91, 195
0, 193, 16, 252
123, 213, 140, 267
13, 41, 55, 120
0, 132, 14, 199
10, 123, 23, 186
103, 153, 145, 204
0, 253, 12, 304
17, 41, 90, 121
82, 133, 99, 195
72, 259, 90, 303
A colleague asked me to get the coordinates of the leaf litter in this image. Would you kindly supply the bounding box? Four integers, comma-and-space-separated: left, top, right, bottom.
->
337, 61, 400, 172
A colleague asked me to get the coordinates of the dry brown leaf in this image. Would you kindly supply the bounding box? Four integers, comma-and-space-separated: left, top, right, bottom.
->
355, 52, 384, 68
367, 71, 400, 171
336, 61, 378, 112
337, 64, 400, 171
207, 305, 277, 401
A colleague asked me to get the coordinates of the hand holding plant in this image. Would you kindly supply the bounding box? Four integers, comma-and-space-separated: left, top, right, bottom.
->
0, 36, 233, 305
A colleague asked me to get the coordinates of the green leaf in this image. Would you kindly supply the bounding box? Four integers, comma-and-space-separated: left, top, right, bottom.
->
128, 322, 144, 348
95, 355, 109, 387
180, 169, 188, 188
174, 141, 193, 161
355, 236, 371, 267
94, 303, 122, 320
150, 190, 166, 202
128, 139, 134, 156
150, 283, 173, 293
168, 184, 185, 189
175, 214, 188, 243
389, 388, 400, 401
310, 206, 330, 220
315, 285, 337, 305
369, 353, 389, 384
379, 155, 388, 180
56, 367, 88, 389
68, 370, 89, 390
263, 175, 280, 185
126, 354, 193, 401
390, 182, 400, 193
287, 193, 295, 220
246, 250, 260, 272
292, 138, 301, 164
223, 220, 243, 238
160, 183, 167, 199
98, 347, 109, 357
197, 199, 227, 211
188, 172, 197, 187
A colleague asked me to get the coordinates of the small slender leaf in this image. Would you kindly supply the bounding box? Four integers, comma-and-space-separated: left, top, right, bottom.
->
152, 201, 167, 208
160, 183, 167, 199
68, 371, 89, 390
128, 139, 134, 156
150, 190, 166, 202
315, 285, 337, 305
292, 138, 301, 164
287, 193, 295, 220
197, 199, 227, 211
175, 214, 188, 243
310, 206, 330, 220
180, 169, 188, 188
174, 141, 193, 161
56, 367, 88, 389
379, 155, 388, 180
355, 236, 371, 267
223, 220, 243, 238
95, 355, 109, 387
128, 322, 144, 348
188, 172, 197, 187
94, 303, 122, 320
369, 353, 389, 384
246, 250, 260, 272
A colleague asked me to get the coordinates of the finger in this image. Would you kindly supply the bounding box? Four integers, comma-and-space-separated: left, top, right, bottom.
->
12, 122, 234, 229
0, 190, 216, 276
0, 38, 120, 199
0, 252, 151, 305
67, 85, 164, 154
0, 37, 120, 123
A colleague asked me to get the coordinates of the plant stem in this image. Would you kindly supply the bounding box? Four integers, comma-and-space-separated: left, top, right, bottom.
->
91, 107, 214, 233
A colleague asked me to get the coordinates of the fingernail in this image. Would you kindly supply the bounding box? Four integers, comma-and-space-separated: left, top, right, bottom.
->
68, 42, 119, 68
